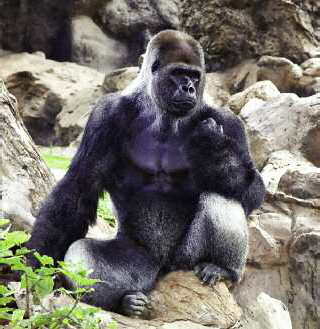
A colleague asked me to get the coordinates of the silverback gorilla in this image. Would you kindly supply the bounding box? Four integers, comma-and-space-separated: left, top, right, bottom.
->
28, 30, 265, 316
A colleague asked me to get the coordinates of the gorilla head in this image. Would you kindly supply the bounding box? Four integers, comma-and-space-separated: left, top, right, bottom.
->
140, 30, 206, 117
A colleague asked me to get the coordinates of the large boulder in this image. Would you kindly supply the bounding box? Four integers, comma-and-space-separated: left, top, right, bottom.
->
12, 271, 291, 329
241, 293, 292, 329
181, 0, 320, 70
98, 0, 180, 64
257, 56, 303, 93
1, 52, 104, 146
240, 93, 320, 169
228, 80, 280, 114
145, 272, 241, 327
0, 80, 55, 231
99, 0, 180, 38
71, 15, 129, 73
300, 57, 320, 96
234, 149, 320, 329
102, 67, 140, 93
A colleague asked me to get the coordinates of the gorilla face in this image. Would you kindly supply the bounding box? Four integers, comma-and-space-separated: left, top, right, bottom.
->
146, 30, 205, 117
153, 64, 202, 116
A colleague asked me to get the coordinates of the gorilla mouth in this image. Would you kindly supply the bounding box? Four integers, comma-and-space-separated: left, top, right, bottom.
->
172, 100, 196, 111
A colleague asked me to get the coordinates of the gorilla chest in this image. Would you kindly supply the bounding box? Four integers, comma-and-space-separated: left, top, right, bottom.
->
125, 130, 190, 191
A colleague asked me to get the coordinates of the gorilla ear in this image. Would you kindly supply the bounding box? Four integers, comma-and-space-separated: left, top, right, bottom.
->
151, 59, 160, 73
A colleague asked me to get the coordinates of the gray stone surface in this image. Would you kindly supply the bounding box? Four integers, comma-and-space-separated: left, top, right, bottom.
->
71, 15, 129, 73
0, 80, 55, 231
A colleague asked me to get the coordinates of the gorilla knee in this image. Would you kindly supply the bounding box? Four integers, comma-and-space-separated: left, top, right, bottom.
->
199, 192, 246, 229
64, 239, 96, 289
64, 239, 95, 270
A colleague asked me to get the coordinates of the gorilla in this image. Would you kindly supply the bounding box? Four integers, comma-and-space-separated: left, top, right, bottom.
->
28, 30, 265, 316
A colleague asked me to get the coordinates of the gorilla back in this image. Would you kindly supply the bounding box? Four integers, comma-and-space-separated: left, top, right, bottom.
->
28, 30, 265, 316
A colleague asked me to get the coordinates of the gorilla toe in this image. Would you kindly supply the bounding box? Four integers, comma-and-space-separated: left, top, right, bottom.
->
194, 262, 233, 285
121, 292, 149, 317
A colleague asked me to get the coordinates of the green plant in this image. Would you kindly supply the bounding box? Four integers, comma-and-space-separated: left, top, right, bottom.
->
97, 194, 116, 227
0, 219, 117, 329
41, 153, 72, 171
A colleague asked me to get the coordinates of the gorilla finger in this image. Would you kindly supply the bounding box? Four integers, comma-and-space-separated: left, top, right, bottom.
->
209, 276, 218, 285
130, 305, 145, 312
131, 299, 146, 306
129, 310, 142, 317
124, 294, 138, 300
135, 292, 149, 303
202, 118, 216, 125
202, 272, 212, 284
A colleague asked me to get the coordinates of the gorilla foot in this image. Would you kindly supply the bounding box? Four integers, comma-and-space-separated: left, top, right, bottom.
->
121, 292, 149, 317
194, 262, 233, 285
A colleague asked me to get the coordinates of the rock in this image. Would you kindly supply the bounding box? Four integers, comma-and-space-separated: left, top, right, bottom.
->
99, 0, 180, 38
0, 80, 55, 231
0, 0, 73, 61
261, 150, 319, 197
0, 52, 104, 145
247, 221, 283, 266
260, 150, 320, 231
181, 0, 320, 70
204, 73, 230, 107
11, 271, 241, 329
233, 265, 291, 312
301, 58, 320, 77
241, 293, 292, 329
234, 148, 320, 329
257, 56, 303, 93
278, 166, 320, 200
102, 67, 140, 93
71, 16, 129, 73
240, 93, 320, 169
304, 77, 320, 96
145, 271, 242, 328
225, 59, 259, 93
228, 81, 280, 114
98, 0, 180, 64
30, 271, 241, 329
288, 232, 320, 329
299, 58, 320, 95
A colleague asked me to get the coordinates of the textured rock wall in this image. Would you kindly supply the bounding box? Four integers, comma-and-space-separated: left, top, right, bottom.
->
181, 0, 320, 70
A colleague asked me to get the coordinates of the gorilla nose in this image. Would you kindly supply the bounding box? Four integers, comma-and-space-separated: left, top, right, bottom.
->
181, 84, 195, 95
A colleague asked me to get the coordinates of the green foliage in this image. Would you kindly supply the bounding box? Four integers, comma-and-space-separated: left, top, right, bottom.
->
97, 194, 116, 227
41, 153, 72, 171
0, 219, 117, 329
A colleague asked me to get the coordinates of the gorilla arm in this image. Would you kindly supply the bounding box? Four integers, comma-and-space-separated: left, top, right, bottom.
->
27, 96, 118, 263
186, 112, 265, 216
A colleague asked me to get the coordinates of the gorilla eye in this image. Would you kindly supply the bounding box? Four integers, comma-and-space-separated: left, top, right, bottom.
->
151, 59, 160, 73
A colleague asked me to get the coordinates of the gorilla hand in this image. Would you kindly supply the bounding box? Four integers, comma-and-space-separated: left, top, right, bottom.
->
191, 117, 227, 151
196, 118, 224, 136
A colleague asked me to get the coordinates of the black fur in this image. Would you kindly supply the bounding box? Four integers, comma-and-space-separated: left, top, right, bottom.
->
28, 30, 265, 315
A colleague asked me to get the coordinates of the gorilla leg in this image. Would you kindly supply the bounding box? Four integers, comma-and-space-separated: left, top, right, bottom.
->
175, 192, 248, 283
64, 237, 160, 315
